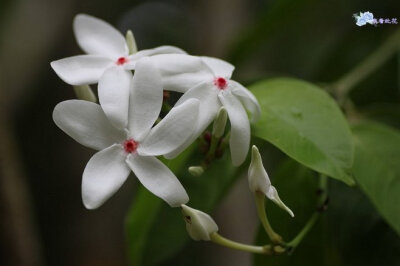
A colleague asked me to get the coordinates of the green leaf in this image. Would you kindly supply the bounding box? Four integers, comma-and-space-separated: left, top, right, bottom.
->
250, 78, 354, 185
352, 120, 400, 236
126, 146, 246, 266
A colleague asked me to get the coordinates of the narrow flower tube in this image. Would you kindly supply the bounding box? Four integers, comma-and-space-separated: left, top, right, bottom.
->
181, 205, 218, 241
248, 145, 294, 217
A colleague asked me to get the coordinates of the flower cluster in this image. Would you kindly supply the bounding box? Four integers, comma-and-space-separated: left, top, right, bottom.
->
51, 14, 260, 209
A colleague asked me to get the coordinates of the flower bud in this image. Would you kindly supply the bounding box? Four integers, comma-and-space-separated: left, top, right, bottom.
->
125, 30, 137, 55
248, 145, 294, 217
73, 85, 97, 103
188, 166, 204, 177
212, 107, 227, 138
181, 205, 218, 241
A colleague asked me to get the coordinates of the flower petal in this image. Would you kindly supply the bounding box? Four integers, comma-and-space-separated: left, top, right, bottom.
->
82, 144, 130, 209
50, 55, 112, 85
126, 45, 187, 65
201, 56, 235, 79
266, 186, 294, 217
128, 58, 163, 141
175, 82, 220, 129
248, 145, 271, 193
149, 54, 214, 93
248, 145, 294, 217
219, 91, 250, 166
138, 99, 200, 156
53, 100, 125, 150
231, 81, 261, 122
164, 82, 220, 159
74, 14, 128, 58
126, 155, 189, 207
98, 66, 132, 129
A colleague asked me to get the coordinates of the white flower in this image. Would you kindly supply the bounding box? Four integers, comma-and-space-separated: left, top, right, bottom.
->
50, 14, 185, 129
248, 146, 294, 217
181, 204, 218, 241
150, 54, 261, 166
52, 59, 200, 209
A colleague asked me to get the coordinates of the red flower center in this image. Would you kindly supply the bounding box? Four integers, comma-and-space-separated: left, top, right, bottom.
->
214, 77, 228, 90
123, 139, 138, 153
116, 57, 128, 65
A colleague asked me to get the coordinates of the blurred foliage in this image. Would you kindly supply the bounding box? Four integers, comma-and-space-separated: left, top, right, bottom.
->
254, 159, 400, 266
352, 121, 400, 235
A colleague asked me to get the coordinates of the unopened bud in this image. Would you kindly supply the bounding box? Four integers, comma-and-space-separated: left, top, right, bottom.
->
181, 204, 218, 241
126, 30, 137, 55
188, 166, 204, 177
212, 107, 227, 138
73, 85, 97, 103
249, 145, 294, 217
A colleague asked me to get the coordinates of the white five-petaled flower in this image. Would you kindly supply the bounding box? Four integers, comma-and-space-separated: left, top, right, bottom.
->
150, 54, 261, 166
50, 14, 185, 129
248, 146, 294, 217
53, 59, 200, 209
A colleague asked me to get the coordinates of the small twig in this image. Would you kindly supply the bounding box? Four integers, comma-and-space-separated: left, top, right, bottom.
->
286, 175, 328, 251
332, 28, 400, 103
210, 232, 273, 255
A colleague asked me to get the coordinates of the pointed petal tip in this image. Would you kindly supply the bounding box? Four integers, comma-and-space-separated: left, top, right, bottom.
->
50, 55, 112, 86
251, 145, 259, 155
74, 13, 98, 25
73, 14, 94, 28
74, 13, 87, 20
251, 145, 262, 165
82, 189, 102, 210
82, 200, 98, 210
